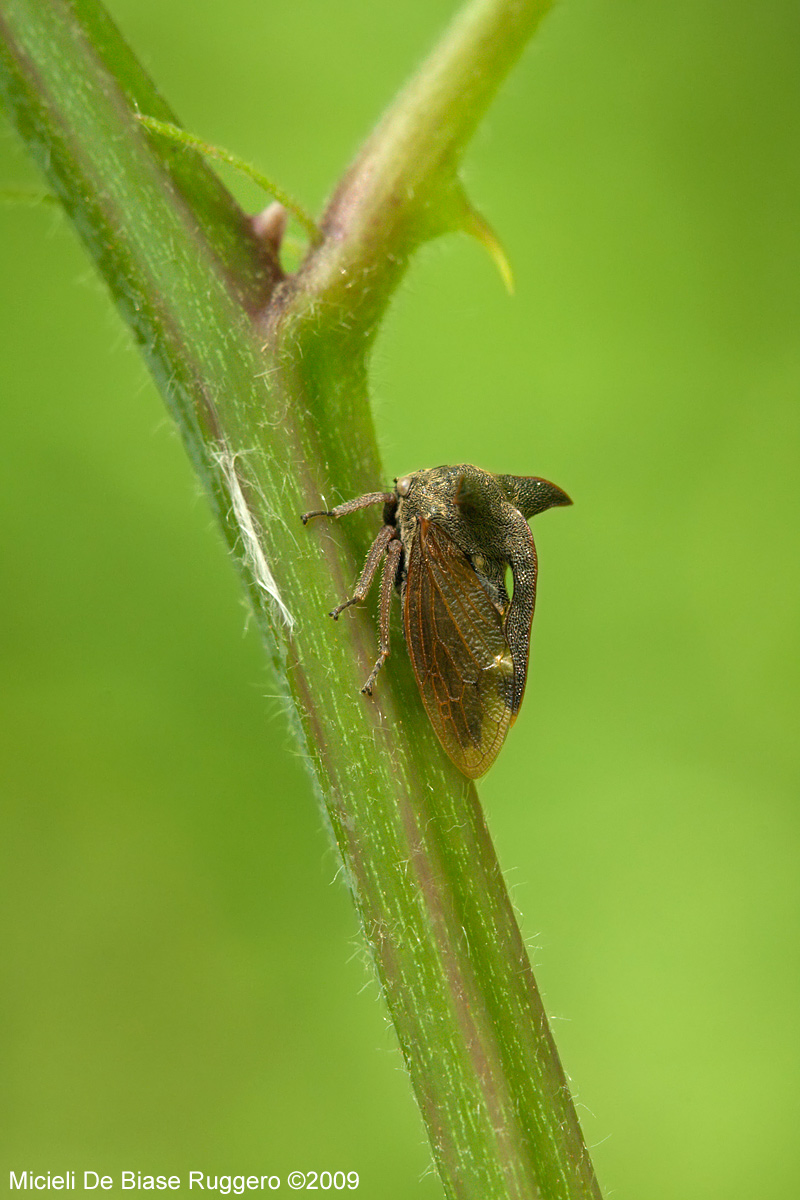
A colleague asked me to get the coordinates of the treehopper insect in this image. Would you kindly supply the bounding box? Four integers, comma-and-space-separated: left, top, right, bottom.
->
302, 464, 571, 778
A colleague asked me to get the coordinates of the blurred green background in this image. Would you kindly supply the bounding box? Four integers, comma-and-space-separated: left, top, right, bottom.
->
1, 1, 798, 1196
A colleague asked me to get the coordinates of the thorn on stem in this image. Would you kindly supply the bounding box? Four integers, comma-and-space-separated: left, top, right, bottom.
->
252, 202, 287, 255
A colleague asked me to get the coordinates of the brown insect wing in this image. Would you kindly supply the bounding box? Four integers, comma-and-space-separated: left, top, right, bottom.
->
403, 518, 514, 778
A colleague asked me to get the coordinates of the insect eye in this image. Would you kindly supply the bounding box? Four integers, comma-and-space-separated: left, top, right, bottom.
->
396, 476, 413, 497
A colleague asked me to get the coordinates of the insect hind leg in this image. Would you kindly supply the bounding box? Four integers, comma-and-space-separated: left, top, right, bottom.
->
361, 538, 402, 695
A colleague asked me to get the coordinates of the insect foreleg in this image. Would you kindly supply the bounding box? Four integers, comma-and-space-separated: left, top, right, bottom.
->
329, 524, 397, 620
361, 537, 402, 696
301, 491, 395, 524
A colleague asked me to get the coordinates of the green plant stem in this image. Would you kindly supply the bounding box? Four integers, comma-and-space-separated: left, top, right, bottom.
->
0, 0, 602, 1197
294, 0, 550, 341
135, 112, 321, 243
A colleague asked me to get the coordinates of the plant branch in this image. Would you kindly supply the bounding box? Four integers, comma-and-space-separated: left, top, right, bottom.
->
135, 112, 321, 243
291, 0, 553, 346
0, 0, 601, 1197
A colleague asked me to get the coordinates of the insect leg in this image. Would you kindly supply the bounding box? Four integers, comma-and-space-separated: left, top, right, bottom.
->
301, 491, 395, 524
329, 524, 397, 619
361, 537, 402, 696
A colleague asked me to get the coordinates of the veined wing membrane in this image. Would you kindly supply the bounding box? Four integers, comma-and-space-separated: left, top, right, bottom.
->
403, 518, 514, 778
